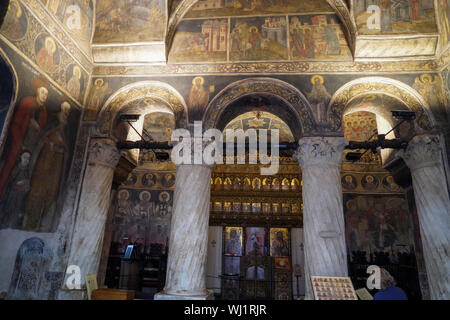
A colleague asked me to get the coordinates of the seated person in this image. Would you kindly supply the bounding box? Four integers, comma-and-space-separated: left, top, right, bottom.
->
373, 268, 408, 300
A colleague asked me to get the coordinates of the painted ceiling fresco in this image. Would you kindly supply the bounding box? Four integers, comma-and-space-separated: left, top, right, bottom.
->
184, 0, 333, 18
38, 0, 94, 56
94, 0, 166, 44
354, 0, 437, 35
169, 0, 352, 63
224, 111, 295, 143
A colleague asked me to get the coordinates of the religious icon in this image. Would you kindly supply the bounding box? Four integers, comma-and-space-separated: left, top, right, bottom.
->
23, 101, 71, 232
270, 228, 289, 257
36, 36, 59, 73
188, 76, 209, 121
0, 77, 49, 200
1, 0, 27, 40
162, 173, 176, 188
342, 175, 357, 190
245, 227, 266, 255
362, 175, 379, 191
382, 176, 401, 192
66, 65, 82, 100
225, 227, 243, 256
84, 78, 110, 121
156, 192, 172, 217
117, 189, 132, 216
252, 177, 261, 190
124, 173, 137, 186
307, 75, 331, 125
274, 257, 291, 270
134, 191, 153, 218
142, 173, 157, 187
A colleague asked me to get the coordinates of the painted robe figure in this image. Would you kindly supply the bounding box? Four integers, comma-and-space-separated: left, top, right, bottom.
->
36, 37, 57, 73
380, 0, 393, 32
307, 75, 331, 125
0, 77, 49, 198
23, 102, 70, 232
0, 151, 31, 229
67, 66, 81, 100
188, 77, 209, 120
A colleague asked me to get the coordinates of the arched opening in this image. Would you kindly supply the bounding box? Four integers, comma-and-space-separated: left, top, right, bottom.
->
205, 85, 306, 300
334, 80, 442, 300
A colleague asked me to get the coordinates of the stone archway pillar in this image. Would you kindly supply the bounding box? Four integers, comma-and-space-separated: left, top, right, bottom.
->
62, 138, 120, 299
399, 135, 450, 300
294, 137, 348, 300
155, 138, 214, 300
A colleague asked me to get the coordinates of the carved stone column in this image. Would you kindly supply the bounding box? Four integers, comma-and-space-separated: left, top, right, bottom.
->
64, 139, 120, 298
294, 137, 348, 300
399, 135, 450, 300
155, 135, 215, 300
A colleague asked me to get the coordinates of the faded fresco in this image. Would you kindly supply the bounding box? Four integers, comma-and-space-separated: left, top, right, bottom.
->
0, 2, 89, 104
354, 0, 437, 34
289, 15, 352, 61
94, 0, 166, 44
412, 74, 448, 122
185, 0, 333, 18
41, 0, 94, 55
344, 195, 414, 261
231, 16, 288, 61
110, 170, 175, 256
437, 0, 450, 48
0, 50, 82, 233
170, 19, 228, 62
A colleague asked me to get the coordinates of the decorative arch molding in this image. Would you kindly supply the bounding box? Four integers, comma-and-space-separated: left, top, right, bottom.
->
167, 0, 356, 58
203, 78, 316, 137
0, 47, 19, 154
97, 81, 188, 137
327, 77, 436, 133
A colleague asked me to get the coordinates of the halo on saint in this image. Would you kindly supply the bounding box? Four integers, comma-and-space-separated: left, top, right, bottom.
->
311, 75, 324, 85
192, 76, 204, 85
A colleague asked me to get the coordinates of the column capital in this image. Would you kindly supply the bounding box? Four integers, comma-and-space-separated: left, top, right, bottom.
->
294, 137, 347, 169
88, 138, 121, 169
399, 135, 442, 171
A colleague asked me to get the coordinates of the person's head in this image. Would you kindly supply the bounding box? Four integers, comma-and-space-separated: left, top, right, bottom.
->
140, 191, 151, 202
380, 268, 396, 290
58, 102, 71, 125
20, 151, 31, 166
276, 231, 284, 241
33, 77, 49, 105
345, 175, 353, 183
366, 175, 374, 183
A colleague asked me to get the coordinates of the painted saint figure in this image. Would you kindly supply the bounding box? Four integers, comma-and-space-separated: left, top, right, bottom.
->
0, 151, 31, 229
307, 75, 331, 125
188, 77, 209, 120
67, 66, 81, 100
36, 37, 58, 73
380, 0, 393, 32
0, 77, 49, 198
23, 102, 71, 232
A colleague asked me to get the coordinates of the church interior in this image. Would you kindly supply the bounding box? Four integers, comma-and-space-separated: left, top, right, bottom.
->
0, 0, 449, 301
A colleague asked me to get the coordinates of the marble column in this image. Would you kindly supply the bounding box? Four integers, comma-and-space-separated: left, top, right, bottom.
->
155, 162, 214, 300
63, 139, 120, 298
399, 135, 450, 300
294, 137, 348, 300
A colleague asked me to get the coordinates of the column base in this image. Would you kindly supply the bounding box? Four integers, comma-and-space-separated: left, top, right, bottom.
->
154, 290, 214, 301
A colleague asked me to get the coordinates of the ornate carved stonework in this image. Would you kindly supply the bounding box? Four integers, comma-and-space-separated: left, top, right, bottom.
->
399, 135, 442, 171
294, 137, 347, 169
203, 78, 315, 135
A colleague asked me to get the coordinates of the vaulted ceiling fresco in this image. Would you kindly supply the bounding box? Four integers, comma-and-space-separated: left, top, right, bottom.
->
169, 0, 352, 63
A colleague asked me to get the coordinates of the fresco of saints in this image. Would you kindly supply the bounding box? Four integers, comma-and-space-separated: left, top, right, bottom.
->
156, 192, 172, 217
225, 228, 243, 256
290, 28, 306, 58
1, 0, 25, 40
36, 37, 58, 73
67, 66, 81, 100
117, 189, 132, 216
0, 151, 31, 229
231, 28, 242, 51
134, 191, 153, 219
0, 77, 49, 198
188, 77, 209, 120
413, 74, 447, 118
23, 102, 71, 232
307, 75, 331, 125
324, 19, 341, 55
84, 78, 109, 121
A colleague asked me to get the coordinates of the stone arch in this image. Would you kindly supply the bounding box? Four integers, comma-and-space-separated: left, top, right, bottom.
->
203, 78, 316, 139
167, 0, 356, 57
0, 47, 18, 154
97, 81, 188, 138
328, 77, 436, 133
